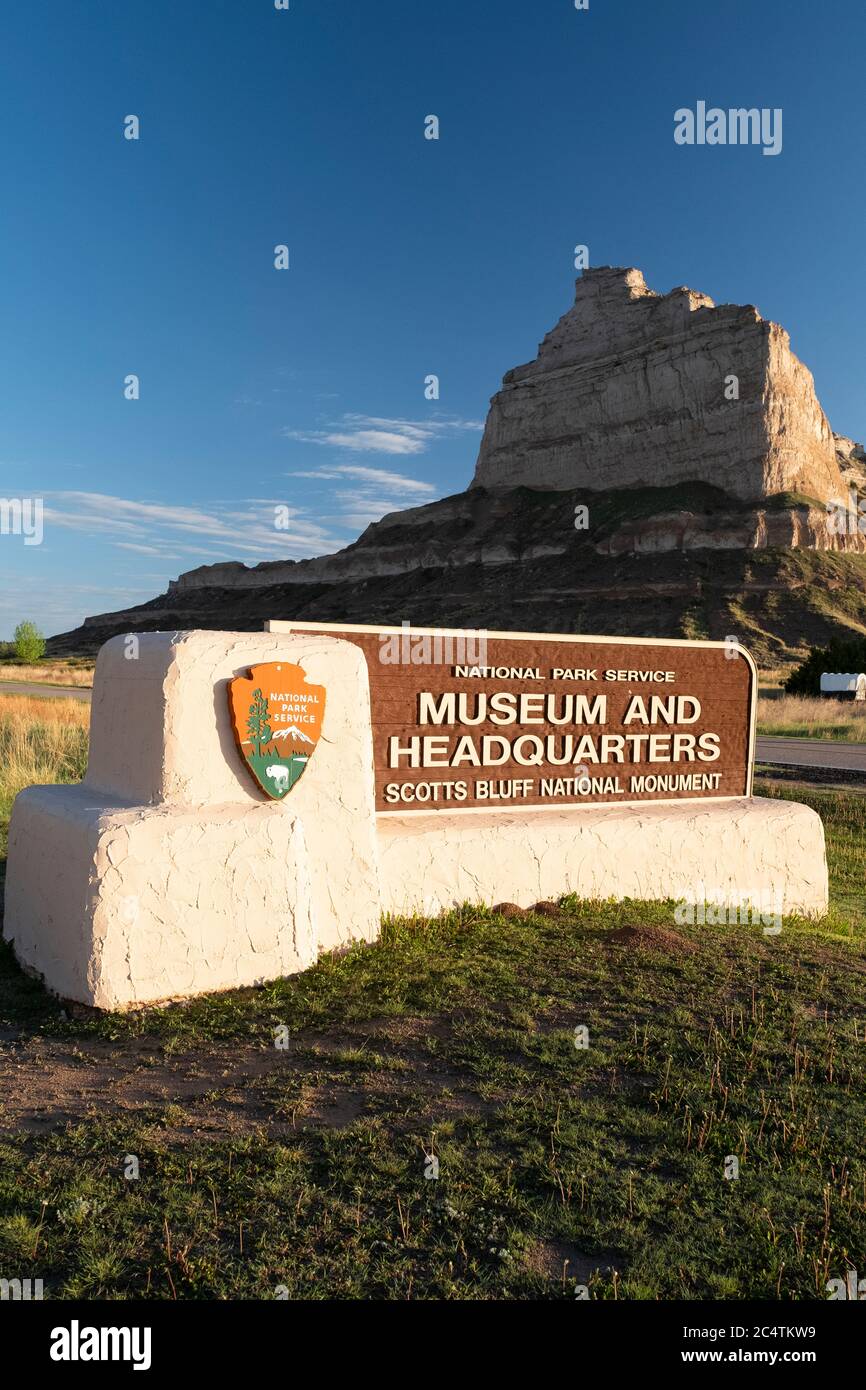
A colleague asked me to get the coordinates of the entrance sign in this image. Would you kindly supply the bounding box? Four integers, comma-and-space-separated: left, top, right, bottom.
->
266, 623, 756, 813
4, 627, 825, 1012
228, 660, 325, 800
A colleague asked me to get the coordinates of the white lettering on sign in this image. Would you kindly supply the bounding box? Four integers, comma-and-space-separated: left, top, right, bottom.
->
418, 691, 607, 726
389, 688, 720, 772
603, 669, 676, 682
264, 621, 754, 813
387, 730, 720, 770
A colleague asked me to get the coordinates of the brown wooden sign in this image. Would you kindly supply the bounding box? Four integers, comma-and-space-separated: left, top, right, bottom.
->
267, 622, 756, 815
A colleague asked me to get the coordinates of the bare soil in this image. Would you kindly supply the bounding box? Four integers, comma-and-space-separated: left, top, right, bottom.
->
0, 1016, 491, 1141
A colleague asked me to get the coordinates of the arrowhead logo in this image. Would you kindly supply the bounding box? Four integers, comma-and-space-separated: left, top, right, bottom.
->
228, 661, 326, 800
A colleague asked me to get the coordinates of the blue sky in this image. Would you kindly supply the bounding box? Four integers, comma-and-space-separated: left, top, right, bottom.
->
1, 0, 864, 637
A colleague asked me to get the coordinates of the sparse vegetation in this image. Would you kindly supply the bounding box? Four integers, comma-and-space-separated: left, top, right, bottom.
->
680, 605, 710, 642
0, 695, 89, 868
0, 663, 93, 688
757, 781, 866, 933
0, 889, 864, 1299
757, 693, 866, 741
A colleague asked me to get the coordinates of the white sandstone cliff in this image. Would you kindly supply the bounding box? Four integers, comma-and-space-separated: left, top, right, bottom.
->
472, 266, 842, 503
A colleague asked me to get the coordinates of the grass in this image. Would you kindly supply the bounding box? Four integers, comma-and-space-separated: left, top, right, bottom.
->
0, 724, 864, 1300
0, 696, 88, 869
757, 693, 866, 741
0, 659, 93, 688
758, 781, 866, 932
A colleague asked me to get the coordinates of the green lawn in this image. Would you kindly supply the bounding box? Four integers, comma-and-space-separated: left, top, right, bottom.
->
0, 783, 864, 1300
759, 781, 866, 933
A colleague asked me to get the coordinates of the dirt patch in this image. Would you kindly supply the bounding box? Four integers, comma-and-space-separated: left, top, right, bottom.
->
0, 1037, 285, 1137
523, 1237, 622, 1284
0, 1015, 493, 1140
796, 942, 866, 976
604, 924, 698, 956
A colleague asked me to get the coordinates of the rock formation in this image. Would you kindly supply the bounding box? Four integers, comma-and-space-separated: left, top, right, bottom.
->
473, 266, 842, 503
48, 267, 866, 667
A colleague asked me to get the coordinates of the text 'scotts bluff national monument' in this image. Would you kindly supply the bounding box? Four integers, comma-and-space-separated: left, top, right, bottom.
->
50, 266, 866, 664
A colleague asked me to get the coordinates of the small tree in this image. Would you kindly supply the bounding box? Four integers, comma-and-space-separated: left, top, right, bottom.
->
246, 688, 272, 757
14, 620, 45, 664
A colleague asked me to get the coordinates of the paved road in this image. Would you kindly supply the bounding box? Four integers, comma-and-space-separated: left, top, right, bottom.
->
0, 680, 92, 702
756, 735, 866, 772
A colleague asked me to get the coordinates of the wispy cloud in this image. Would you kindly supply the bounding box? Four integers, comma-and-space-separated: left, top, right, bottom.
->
113, 542, 181, 557
289, 464, 435, 495
326, 490, 424, 530
283, 413, 482, 457
42, 491, 341, 563
288, 462, 441, 530
9, 410, 482, 635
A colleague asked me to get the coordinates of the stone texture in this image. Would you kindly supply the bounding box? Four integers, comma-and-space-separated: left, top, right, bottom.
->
594, 502, 866, 557
835, 432, 866, 494
4, 787, 317, 1009
82, 630, 383, 954
473, 266, 842, 503
378, 797, 828, 919
3, 631, 383, 1007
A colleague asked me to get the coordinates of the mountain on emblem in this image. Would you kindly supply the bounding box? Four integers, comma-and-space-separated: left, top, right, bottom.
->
227, 661, 326, 800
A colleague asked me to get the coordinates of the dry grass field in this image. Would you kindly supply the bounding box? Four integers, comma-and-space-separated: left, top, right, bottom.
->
0, 662, 93, 687
0, 696, 89, 851
757, 694, 866, 742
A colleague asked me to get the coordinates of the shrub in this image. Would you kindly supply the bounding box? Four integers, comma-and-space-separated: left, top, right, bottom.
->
784, 638, 866, 695
13, 620, 46, 664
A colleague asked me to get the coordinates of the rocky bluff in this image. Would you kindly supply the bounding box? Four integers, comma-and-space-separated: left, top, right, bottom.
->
49, 267, 866, 666
474, 266, 842, 503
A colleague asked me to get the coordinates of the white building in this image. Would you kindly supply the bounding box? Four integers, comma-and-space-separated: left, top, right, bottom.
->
819, 672, 866, 701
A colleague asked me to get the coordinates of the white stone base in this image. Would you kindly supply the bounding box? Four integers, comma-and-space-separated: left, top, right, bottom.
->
4, 784, 318, 1010
3, 629, 384, 1010
377, 797, 828, 919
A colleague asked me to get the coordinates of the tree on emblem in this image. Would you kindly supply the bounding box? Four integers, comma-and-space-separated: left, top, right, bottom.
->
246, 688, 272, 757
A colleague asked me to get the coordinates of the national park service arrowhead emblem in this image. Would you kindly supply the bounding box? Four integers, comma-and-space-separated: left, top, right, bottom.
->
228, 661, 326, 800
